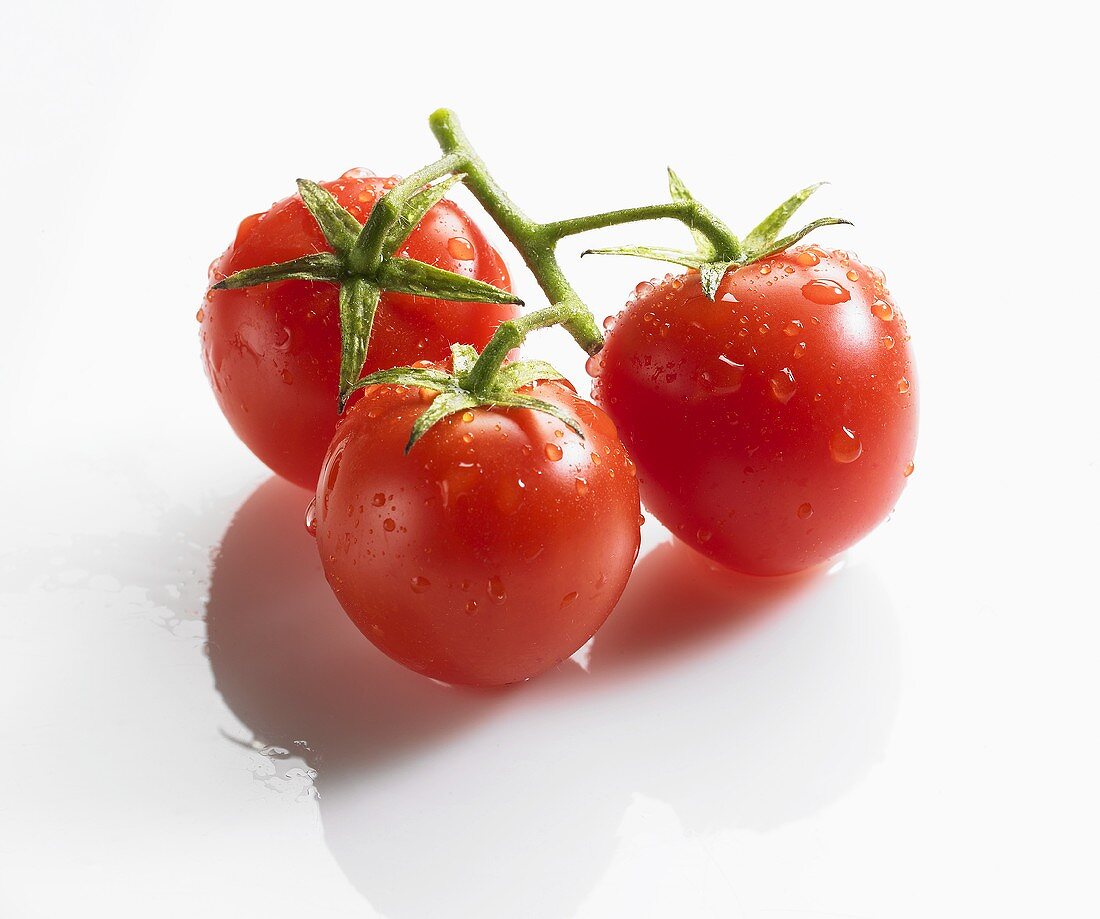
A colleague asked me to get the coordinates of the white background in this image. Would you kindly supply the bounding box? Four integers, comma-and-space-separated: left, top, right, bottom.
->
2, 2, 1097, 916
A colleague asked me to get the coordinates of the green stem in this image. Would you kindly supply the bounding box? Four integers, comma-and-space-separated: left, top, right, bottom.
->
465, 304, 577, 394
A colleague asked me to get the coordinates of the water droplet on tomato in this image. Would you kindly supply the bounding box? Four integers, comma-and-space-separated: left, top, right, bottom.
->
829, 427, 863, 463
575, 477, 589, 496
797, 502, 813, 519
462, 432, 474, 444
635, 281, 655, 297
769, 368, 797, 404
447, 236, 475, 260
871, 300, 894, 321
273, 327, 292, 351
383, 518, 396, 532
904, 461, 915, 477
783, 320, 804, 337
372, 492, 386, 507
487, 576, 506, 603
758, 263, 771, 276
281, 369, 294, 385
603, 314, 617, 331
882, 335, 895, 350
410, 576, 430, 593
461, 411, 474, 423
792, 342, 807, 359
897, 377, 910, 394
591, 451, 602, 466
697, 528, 712, 544
846, 269, 860, 282
342, 167, 375, 179
671, 277, 684, 290
585, 355, 603, 378
794, 250, 820, 267
304, 498, 318, 536
195, 308, 205, 323
561, 591, 578, 608
544, 443, 563, 462
465, 599, 478, 615
802, 279, 851, 305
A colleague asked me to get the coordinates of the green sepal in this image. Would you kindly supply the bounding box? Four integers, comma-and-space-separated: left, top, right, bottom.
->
406, 389, 480, 452
212, 252, 344, 290
337, 278, 380, 410
667, 168, 718, 260
758, 217, 853, 261
348, 365, 457, 394
581, 245, 706, 269
377, 257, 523, 305
486, 391, 583, 439
296, 179, 361, 256
381, 174, 466, 254
495, 358, 569, 392
742, 182, 824, 258
450, 343, 480, 379
699, 261, 735, 300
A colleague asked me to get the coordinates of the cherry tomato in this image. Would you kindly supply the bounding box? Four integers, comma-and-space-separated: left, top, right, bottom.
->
200, 169, 515, 491
311, 375, 641, 686
594, 246, 917, 576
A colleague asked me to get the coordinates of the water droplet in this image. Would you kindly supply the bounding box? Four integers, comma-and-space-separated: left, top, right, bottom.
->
697, 528, 712, 544
342, 167, 375, 179
829, 427, 863, 463
797, 502, 813, 519
585, 354, 603, 378
792, 342, 807, 359
487, 575, 506, 603
544, 443, 563, 462
372, 492, 386, 507
904, 461, 915, 477
794, 250, 820, 267
383, 518, 396, 532
273, 327, 292, 351
461, 411, 474, 423
769, 368, 797, 404
603, 314, 617, 331
590, 451, 602, 466
638, 514, 646, 526
671, 277, 684, 290
560, 591, 578, 608
802, 279, 851, 305
871, 300, 894, 321
304, 499, 318, 536
410, 576, 430, 593
462, 432, 474, 444
635, 281, 655, 297
758, 263, 771, 275
575, 477, 589, 496
783, 320, 804, 336
846, 269, 860, 282
447, 236, 475, 260
195, 308, 205, 323
897, 377, 910, 394
280, 368, 294, 385
882, 335, 895, 350
465, 599, 478, 615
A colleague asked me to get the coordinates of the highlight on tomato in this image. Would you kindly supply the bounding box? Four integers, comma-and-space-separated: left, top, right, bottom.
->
310, 338, 641, 687
200, 168, 520, 491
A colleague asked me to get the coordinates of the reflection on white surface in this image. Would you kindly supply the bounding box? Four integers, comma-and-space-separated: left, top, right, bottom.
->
206, 478, 900, 919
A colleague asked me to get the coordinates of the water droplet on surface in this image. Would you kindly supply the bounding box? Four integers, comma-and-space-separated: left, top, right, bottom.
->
195, 308, 205, 323
829, 427, 863, 463
487, 576, 506, 603
794, 250, 820, 267
281, 368, 294, 385
465, 599, 478, 615
802, 279, 851, 305
797, 502, 814, 519
575, 477, 589, 496
904, 461, 915, 477
897, 377, 911, 394
372, 492, 386, 507
585, 354, 603, 378
383, 518, 396, 532
769, 368, 797, 404
882, 335, 895, 350
792, 342, 807, 359
561, 591, 578, 608
410, 576, 430, 593
461, 411, 474, 423
783, 320, 804, 336
304, 499, 318, 536
342, 167, 375, 179
871, 300, 894, 321
603, 314, 617, 331
846, 269, 860, 282
635, 281, 655, 297
447, 236, 475, 260
697, 528, 712, 544
544, 443, 563, 462
758, 263, 771, 275
671, 277, 684, 290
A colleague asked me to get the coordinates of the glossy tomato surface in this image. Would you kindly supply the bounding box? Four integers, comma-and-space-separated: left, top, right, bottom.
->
594, 246, 918, 575
200, 169, 515, 491
312, 376, 641, 686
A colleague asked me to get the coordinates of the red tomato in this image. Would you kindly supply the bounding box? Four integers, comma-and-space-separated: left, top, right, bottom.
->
311, 375, 641, 686
200, 169, 515, 491
593, 246, 918, 576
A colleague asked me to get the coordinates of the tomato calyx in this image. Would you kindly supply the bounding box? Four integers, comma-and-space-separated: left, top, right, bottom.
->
211, 175, 522, 409
583, 177, 852, 299
351, 340, 580, 454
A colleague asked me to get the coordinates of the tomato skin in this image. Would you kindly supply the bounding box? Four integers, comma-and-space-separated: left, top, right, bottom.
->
313, 377, 641, 687
200, 170, 515, 491
595, 248, 918, 576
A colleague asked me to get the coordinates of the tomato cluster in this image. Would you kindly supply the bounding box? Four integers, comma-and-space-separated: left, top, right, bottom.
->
201, 114, 917, 687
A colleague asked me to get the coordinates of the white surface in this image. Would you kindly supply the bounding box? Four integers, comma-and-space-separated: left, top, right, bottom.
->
1, 2, 1096, 916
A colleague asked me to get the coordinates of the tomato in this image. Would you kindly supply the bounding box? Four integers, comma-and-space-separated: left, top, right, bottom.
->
311, 374, 641, 686
593, 246, 918, 576
200, 168, 515, 491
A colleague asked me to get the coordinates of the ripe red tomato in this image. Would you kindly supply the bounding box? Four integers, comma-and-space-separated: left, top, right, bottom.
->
311, 375, 641, 686
200, 169, 516, 491
593, 246, 918, 576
